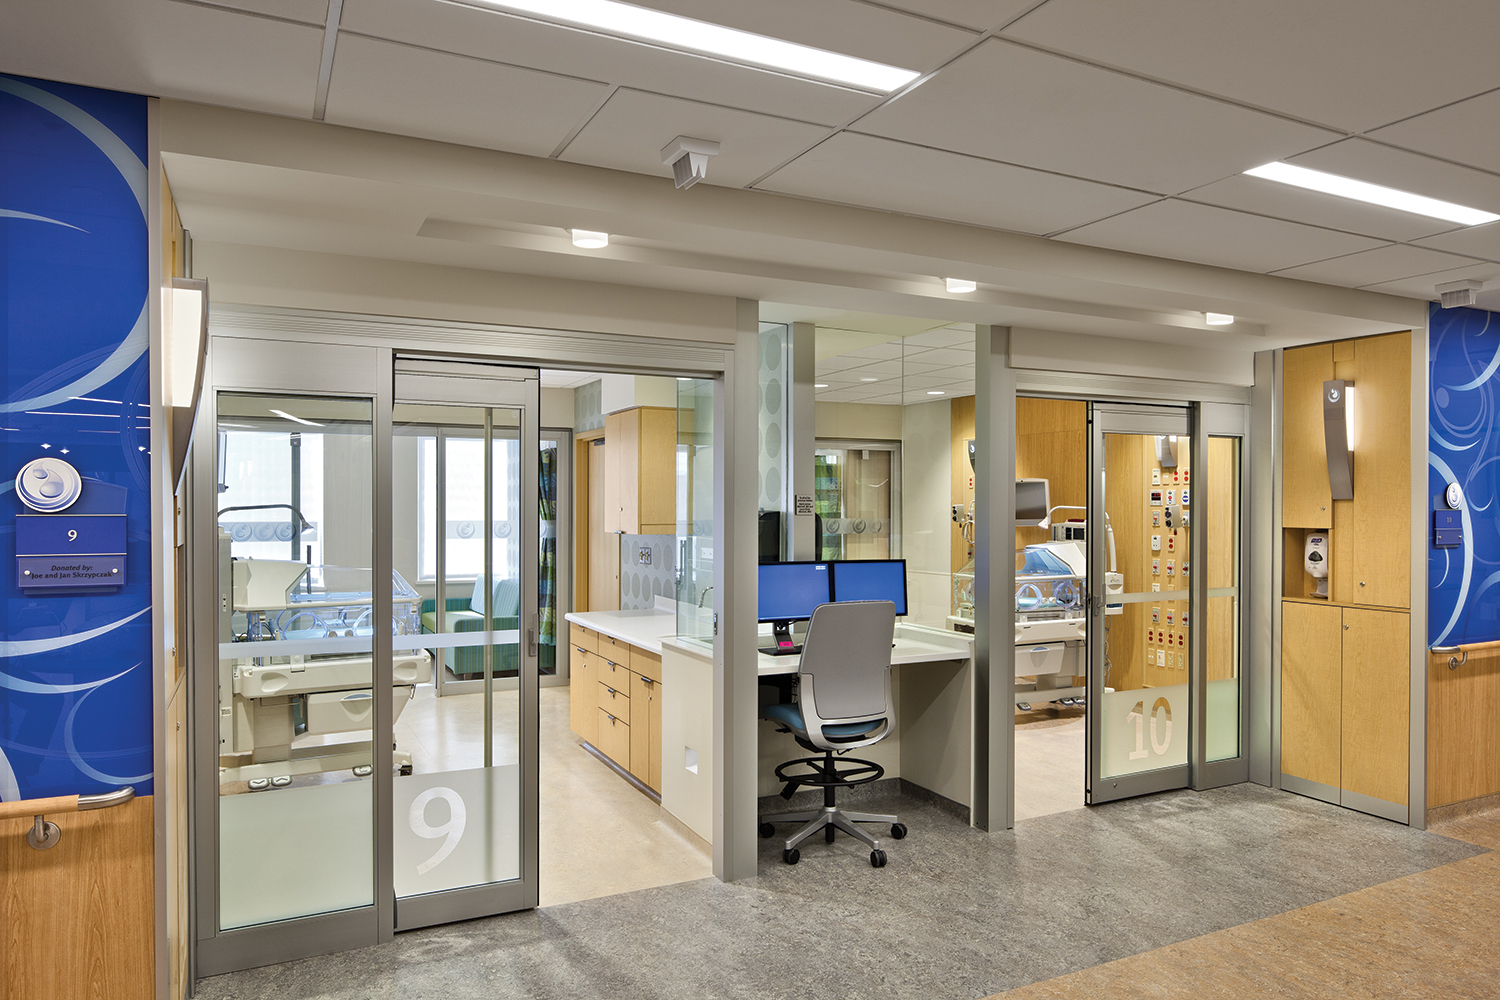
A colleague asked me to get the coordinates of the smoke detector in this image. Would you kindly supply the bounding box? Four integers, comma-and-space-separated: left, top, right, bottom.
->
1437, 279, 1484, 309
660, 136, 720, 190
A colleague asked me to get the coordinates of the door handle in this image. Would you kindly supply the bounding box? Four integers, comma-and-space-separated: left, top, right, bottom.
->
527, 614, 538, 657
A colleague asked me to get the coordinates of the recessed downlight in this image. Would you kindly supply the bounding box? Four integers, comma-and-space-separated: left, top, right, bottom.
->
571, 229, 609, 249
860, 377, 880, 382
1244, 162, 1500, 226
945, 278, 977, 294
814, 383, 829, 388
927, 390, 945, 395
454, 0, 921, 93
1205, 312, 1235, 326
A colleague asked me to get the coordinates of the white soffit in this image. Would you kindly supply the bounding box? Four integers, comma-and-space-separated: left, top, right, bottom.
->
1271, 243, 1484, 289
1179, 173, 1463, 244
1369, 90, 1500, 176
625, 0, 981, 71
856, 39, 1338, 195
558, 89, 830, 188
1000, 0, 1500, 133
0, 0, 325, 118
324, 35, 612, 158
1357, 261, 1500, 300
877, 0, 1039, 32
339, 0, 881, 126
1058, 199, 1385, 273
1416, 222, 1500, 264
755, 132, 1157, 235
1284, 139, 1500, 221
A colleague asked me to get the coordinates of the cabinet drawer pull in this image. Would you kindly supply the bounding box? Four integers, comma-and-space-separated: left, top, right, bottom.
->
640, 677, 653, 687
606, 714, 616, 723
606, 687, 616, 696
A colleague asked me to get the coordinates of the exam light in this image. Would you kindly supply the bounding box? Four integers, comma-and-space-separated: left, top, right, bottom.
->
1205, 312, 1234, 325
571, 229, 609, 249
945, 278, 977, 294
1245, 162, 1500, 226
452, 0, 921, 93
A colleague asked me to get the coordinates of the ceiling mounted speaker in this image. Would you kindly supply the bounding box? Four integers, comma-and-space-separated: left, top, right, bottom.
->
1437, 279, 1484, 309
660, 135, 720, 190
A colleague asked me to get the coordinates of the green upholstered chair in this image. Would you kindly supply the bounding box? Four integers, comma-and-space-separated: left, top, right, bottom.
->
421, 577, 521, 678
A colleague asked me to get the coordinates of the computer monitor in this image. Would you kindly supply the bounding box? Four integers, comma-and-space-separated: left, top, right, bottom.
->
757, 562, 832, 653
1016, 478, 1051, 528
830, 559, 908, 617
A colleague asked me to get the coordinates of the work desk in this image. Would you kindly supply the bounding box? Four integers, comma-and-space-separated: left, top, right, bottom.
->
755, 624, 972, 675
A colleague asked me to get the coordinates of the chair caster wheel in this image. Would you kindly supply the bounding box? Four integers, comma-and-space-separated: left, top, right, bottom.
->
890, 823, 907, 840
759, 822, 775, 839
399, 763, 413, 776
782, 848, 800, 865
870, 849, 887, 868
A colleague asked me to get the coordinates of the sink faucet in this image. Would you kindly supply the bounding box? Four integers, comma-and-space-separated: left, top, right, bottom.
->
697, 585, 714, 608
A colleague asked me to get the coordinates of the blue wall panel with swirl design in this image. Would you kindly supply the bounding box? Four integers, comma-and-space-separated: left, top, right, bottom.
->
0, 74, 153, 800
1429, 301, 1500, 647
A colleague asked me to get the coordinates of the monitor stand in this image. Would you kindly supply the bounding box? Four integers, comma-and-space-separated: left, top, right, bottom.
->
758, 620, 801, 657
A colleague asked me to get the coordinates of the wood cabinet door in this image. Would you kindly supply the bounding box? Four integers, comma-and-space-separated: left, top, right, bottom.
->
570, 647, 596, 745
603, 408, 640, 533
1281, 343, 1334, 529
629, 672, 653, 786
649, 678, 663, 791
637, 407, 678, 534
1280, 600, 1342, 789
1341, 607, 1409, 807
1344, 332, 1410, 610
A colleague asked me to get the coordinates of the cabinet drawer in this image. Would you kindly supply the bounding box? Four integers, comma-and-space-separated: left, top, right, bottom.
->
596, 708, 631, 765
630, 648, 662, 683
598, 679, 631, 723
599, 655, 631, 688
570, 623, 598, 655
597, 632, 628, 659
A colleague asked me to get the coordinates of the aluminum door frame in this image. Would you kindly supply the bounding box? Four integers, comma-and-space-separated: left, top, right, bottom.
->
391, 358, 541, 931
1086, 404, 1195, 805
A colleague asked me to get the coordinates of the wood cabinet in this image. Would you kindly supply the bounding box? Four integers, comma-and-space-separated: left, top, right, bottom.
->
567, 625, 665, 792
603, 407, 677, 535
1280, 599, 1409, 815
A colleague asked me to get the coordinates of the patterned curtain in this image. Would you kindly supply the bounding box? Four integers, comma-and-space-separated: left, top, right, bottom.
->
538, 443, 558, 646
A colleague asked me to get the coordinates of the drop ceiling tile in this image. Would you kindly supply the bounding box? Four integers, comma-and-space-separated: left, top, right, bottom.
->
1369, 90, 1500, 175
1285, 139, 1500, 220
211, 0, 329, 22
1001, 0, 1500, 133
839, 359, 906, 377
903, 326, 975, 348
1180, 174, 1460, 243
757, 132, 1158, 235
560, 90, 830, 188
1057, 199, 1385, 273
857, 39, 1337, 195
1357, 260, 1500, 300
1271, 244, 1484, 288
1417, 221, 1500, 264
341, 0, 881, 126
842, 342, 907, 361
632, 0, 980, 71
897, 371, 963, 389
324, 35, 610, 158
875, 0, 1038, 31
0, 0, 324, 117
907, 347, 973, 366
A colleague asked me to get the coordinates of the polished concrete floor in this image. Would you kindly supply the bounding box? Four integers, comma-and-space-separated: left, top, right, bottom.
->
196, 784, 1488, 1000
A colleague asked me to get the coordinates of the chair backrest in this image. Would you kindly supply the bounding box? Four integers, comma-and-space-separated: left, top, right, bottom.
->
469, 576, 521, 617
798, 600, 896, 726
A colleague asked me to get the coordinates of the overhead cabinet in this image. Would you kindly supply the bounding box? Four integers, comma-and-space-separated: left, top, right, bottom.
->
603, 406, 677, 535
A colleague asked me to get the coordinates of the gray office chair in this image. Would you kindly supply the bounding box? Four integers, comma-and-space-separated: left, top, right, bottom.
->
759, 600, 906, 868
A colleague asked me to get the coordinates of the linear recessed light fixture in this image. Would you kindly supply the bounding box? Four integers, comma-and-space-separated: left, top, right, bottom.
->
927, 390, 946, 395
859, 377, 880, 382
1244, 162, 1500, 226
814, 383, 829, 388
451, 0, 921, 93
1205, 312, 1235, 325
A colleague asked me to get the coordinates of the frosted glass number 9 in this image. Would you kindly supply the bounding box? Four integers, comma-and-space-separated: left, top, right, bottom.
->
410, 786, 466, 875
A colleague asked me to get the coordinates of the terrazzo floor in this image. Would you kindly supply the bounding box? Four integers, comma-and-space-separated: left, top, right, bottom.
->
196, 784, 1487, 1000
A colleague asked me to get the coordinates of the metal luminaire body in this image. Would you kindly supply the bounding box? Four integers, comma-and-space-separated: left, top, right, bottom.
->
1323, 379, 1353, 500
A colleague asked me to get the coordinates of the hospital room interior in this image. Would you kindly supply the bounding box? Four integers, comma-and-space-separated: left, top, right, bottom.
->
212, 313, 1239, 910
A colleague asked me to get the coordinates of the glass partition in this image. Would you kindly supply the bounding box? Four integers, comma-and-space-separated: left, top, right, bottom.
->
1205, 435, 1242, 762
214, 393, 377, 930
676, 378, 714, 642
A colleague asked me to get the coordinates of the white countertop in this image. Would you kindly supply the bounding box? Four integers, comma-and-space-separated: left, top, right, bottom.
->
565, 598, 707, 655
659, 623, 973, 676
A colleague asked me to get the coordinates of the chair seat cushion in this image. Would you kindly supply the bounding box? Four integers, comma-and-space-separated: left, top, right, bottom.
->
761, 701, 883, 739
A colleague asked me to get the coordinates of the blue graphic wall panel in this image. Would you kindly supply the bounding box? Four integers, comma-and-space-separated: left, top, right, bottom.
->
1429, 301, 1500, 647
0, 74, 153, 800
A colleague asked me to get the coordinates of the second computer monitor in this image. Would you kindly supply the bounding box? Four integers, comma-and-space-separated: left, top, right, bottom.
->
757, 561, 832, 624
830, 559, 907, 617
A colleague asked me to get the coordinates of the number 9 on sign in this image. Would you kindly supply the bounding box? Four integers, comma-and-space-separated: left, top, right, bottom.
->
68, 529, 78, 542
409, 786, 466, 875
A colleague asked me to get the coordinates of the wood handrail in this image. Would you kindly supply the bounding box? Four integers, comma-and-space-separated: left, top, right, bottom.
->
0, 787, 135, 849
0, 795, 78, 822
1431, 639, 1500, 655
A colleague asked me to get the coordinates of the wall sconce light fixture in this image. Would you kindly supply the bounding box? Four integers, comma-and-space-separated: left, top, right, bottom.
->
1323, 379, 1353, 500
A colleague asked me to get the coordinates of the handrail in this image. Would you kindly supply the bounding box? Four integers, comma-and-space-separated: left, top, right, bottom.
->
1430, 639, 1500, 670
0, 786, 136, 850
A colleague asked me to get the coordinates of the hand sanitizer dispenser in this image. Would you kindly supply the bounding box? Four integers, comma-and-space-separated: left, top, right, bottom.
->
1305, 532, 1329, 598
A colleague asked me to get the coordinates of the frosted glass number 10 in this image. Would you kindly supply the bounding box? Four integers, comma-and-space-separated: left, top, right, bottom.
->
1126, 697, 1174, 760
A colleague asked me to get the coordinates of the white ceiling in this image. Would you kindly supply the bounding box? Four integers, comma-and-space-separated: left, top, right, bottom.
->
9, 0, 1500, 305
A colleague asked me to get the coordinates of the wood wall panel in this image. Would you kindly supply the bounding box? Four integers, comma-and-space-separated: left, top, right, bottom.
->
1281, 343, 1334, 529
1428, 646, 1500, 808
1346, 332, 1411, 610
949, 395, 976, 587
1015, 398, 1087, 550
1280, 600, 1343, 788
1341, 607, 1410, 806
1, 796, 155, 1000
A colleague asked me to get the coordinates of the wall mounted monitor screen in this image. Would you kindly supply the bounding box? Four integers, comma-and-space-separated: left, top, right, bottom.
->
1016, 478, 1050, 528
830, 559, 907, 617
